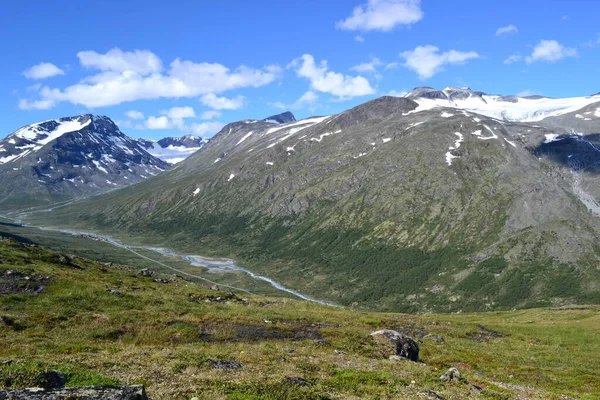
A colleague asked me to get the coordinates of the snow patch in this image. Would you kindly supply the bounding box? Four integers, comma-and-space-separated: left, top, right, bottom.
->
504, 138, 517, 147
236, 131, 254, 145
382, 138, 391, 143
227, 173, 235, 182
193, 188, 201, 196
440, 112, 454, 118
544, 134, 564, 143
266, 162, 274, 166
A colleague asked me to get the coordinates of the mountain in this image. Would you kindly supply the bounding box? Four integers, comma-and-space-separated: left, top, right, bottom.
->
0, 114, 168, 210
27, 93, 600, 313
404, 86, 600, 122
135, 134, 207, 164
263, 111, 296, 124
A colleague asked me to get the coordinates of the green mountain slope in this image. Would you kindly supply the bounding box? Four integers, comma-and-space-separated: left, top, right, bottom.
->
28, 96, 600, 312
1, 237, 599, 399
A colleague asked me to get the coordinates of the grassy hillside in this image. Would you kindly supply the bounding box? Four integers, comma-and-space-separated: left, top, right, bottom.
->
1, 237, 599, 399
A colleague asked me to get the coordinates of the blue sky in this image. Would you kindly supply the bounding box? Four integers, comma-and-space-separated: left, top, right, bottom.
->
2, 0, 599, 139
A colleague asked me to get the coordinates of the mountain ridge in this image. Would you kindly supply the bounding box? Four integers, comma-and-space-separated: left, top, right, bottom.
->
27, 92, 600, 312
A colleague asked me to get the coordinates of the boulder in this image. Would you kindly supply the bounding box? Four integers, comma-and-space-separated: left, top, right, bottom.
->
440, 367, 461, 383
0, 385, 148, 400
370, 329, 419, 361
35, 370, 66, 390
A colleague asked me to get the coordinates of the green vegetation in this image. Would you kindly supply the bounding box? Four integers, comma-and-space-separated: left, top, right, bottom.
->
1, 237, 599, 399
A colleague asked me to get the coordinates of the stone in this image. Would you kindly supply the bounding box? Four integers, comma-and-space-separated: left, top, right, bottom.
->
418, 390, 447, 399
370, 329, 419, 362
285, 377, 311, 387
0, 385, 147, 399
440, 367, 461, 383
36, 370, 66, 390
206, 359, 243, 370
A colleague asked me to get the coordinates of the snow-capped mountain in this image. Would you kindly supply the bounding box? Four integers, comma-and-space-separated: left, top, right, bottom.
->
135, 135, 207, 164
404, 87, 600, 122
0, 114, 168, 209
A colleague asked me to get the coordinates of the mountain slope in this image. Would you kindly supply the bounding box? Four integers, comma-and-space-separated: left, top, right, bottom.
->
135, 134, 207, 164
30, 95, 600, 312
0, 115, 168, 209
1, 236, 598, 399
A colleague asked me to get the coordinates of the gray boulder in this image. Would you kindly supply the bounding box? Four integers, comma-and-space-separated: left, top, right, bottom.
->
0, 385, 147, 400
440, 367, 461, 382
370, 329, 419, 362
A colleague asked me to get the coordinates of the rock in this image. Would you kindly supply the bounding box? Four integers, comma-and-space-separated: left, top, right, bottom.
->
418, 390, 447, 399
109, 289, 123, 296
36, 370, 66, 389
370, 329, 419, 362
190, 397, 200, 400
389, 355, 408, 362
334, 350, 346, 355
440, 367, 461, 382
206, 359, 243, 370
285, 377, 311, 387
0, 385, 147, 399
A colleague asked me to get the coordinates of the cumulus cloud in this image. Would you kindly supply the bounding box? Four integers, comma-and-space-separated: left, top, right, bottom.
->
200, 93, 245, 110
504, 53, 523, 64
189, 122, 225, 136
200, 110, 222, 120
337, 0, 423, 32
18, 48, 281, 109
145, 115, 171, 129
399, 45, 479, 80
18, 98, 56, 110
525, 40, 577, 64
354, 35, 366, 43
23, 62, 65, 80
496, 25, 518, 36
126, 110, 144, 120
273, 91, 319, 110
291, 54, 375, 99
350, 57, 383, 73
163, 106, 195, 119
78, 48, 163, 74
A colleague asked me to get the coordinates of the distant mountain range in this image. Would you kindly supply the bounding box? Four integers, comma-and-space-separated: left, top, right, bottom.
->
0, 114, 169, 209
29, 87, 600, 313
135, 135, 207, 164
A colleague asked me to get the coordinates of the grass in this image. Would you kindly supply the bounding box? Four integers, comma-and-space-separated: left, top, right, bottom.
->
1, 237, 599, 399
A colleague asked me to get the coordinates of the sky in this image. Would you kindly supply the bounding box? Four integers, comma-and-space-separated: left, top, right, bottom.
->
2, 0, 599, 140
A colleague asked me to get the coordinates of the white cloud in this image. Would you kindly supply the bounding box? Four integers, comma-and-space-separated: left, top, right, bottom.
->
525, 40, 577, 64
291, 54, 375, 99
384, 62, 399, 70
190, 122, 225, 136
399, 45, 480, 80
145, 116, 171, 129
350, 57, 383, 73
337, 0, 423, 32
200, 93, 245, 110
23, 62, 65, 80
78, 48, 163, 74
163, 106, 195, 119
355, 35, 366, 43
200, 110, 222, 120
504, 53, 523, 64
274, 91, 319, 110
19, 48, 281, 109
496, 25, 518, 36
387, 89, 408, 97
126, 110, 144, 120
18, 98, 56, 110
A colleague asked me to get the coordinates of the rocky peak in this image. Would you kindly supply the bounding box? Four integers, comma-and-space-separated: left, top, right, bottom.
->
263, 111, 296, 124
